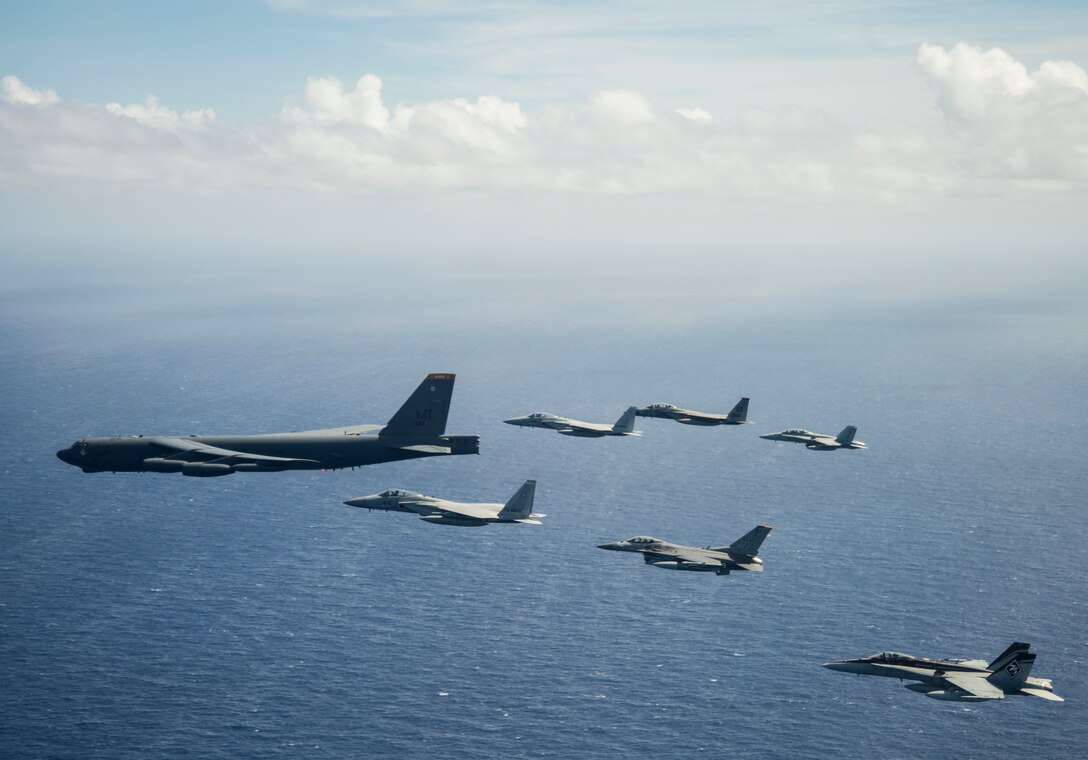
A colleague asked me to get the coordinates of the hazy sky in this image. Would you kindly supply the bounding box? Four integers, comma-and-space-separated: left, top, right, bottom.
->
2, 1, 1086, 312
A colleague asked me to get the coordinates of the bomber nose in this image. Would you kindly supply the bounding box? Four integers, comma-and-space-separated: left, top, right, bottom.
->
56, 447, 76, 464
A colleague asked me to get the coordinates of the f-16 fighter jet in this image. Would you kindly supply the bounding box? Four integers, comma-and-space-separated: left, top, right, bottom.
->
55, 374, 479, 477
636, 397, 750, 426
503, 407, 641, 437
823, 642, 1063, 702
597, 525, 771, 575
344, 480, 544, 527
760, 425, 866, 451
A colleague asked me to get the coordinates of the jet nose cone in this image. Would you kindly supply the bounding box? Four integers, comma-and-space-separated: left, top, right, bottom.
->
597, 542, 622, 551
822, 661, 850, 672
759, 434, 774, 440
343, 497, 367, 507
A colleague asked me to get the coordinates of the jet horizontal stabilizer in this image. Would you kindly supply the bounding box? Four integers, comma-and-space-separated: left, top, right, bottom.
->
1021, 688, 1065, 701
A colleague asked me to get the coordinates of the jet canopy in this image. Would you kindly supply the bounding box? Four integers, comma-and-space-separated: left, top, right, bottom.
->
648, 404, 678, 410
380, 489, 417, 498
783, 429, 815, 435
871, 652, 914, 662
527, 413, 553, 419
627, 536, 658, 544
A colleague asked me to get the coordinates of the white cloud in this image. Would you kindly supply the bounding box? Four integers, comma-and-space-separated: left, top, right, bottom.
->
2, 75, 59, 106
105, 95, 216, 131
2, 43, 1087, 197
918, 42, 1088, 179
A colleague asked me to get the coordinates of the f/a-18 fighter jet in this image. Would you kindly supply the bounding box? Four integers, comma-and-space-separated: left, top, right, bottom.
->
344, 480, 544, 527
55, 374, 479, 477
636, 397, 750, 426
823, 642, 1063, 702
503, 407, 641, 437
598, 525, 771, 575
760, 425, 866, 451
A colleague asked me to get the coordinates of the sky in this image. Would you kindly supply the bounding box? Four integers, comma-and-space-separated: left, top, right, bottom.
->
2, 1, 1087, 317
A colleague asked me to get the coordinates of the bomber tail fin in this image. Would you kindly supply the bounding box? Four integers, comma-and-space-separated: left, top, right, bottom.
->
835, 425, 857, 445
380, 374, 456, 437
612, 406, 640, 435
498, 480, 537, 521
716, 525, 772, 556
727, 397, 750, 423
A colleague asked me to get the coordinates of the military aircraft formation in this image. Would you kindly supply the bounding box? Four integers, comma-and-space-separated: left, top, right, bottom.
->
55, 373, 1063, 705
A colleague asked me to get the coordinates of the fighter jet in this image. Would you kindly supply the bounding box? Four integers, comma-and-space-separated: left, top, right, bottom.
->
636, 397, 750, 426
344, 480, 544, 527
823, 642, 1064, 702
759, 425, 866, 451
55, 374, 479, 477
503, 407, 641, 437
597, 525, 771, 575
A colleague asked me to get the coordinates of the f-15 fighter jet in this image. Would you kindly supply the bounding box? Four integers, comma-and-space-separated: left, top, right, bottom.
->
636, 397, 750, 426
503, 407, 641, 437
344, 480, 544, 527
56, 374, 479, 477
823, 642, 1064, 702
597, 525, 771, 575
759, 425, 866, 451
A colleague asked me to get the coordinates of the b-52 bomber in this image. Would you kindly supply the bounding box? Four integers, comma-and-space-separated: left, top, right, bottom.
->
598, 525, 771, 575
344, 480, 544, 527
760, 425, 866, 451
823, 642, 1064, 702
503, 407, 641, 437
636, 397, 750, 426
55, 374, 479, 477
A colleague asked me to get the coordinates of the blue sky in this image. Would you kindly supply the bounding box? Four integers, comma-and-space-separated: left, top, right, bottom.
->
2, 1, 1087, 311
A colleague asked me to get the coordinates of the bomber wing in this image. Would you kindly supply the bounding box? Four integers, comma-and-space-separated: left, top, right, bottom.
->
150, 437, 320, 468
940, 673, 1006, 700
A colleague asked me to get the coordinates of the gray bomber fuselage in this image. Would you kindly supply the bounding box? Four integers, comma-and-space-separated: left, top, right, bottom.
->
58, 431, 479, 474
56, 373, 479, 476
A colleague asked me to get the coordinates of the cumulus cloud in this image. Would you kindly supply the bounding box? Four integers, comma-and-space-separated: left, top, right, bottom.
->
2, 75, 59, 106
106, 95, 216, 131
2, 43, 1087, 197
918, 42, 1088, 179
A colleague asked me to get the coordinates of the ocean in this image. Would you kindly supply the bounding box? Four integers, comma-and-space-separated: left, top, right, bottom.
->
1, 265, 1086, 759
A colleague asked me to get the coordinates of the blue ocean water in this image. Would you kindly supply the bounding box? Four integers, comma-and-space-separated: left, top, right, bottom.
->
1, 272, 1086, 759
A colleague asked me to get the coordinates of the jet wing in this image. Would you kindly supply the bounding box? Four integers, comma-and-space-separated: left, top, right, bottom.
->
647, 548, 722, 568
433, 502, 497, 520
1021, 688, 1064, 701
150, 437, 320, 467
940, 673, 1005, 700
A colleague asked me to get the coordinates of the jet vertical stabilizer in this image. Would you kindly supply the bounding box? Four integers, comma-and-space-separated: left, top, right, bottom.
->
835, 425, 857, 445
612, 406, 640, 435
498, 480, 538, 521
716, 525, 772, 556
986, 643, 1035, 690
727, 397, 750, 423
381, 373, 455, 437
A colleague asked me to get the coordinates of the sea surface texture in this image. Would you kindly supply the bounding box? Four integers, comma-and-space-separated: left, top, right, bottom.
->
1, 281, 1086, 759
